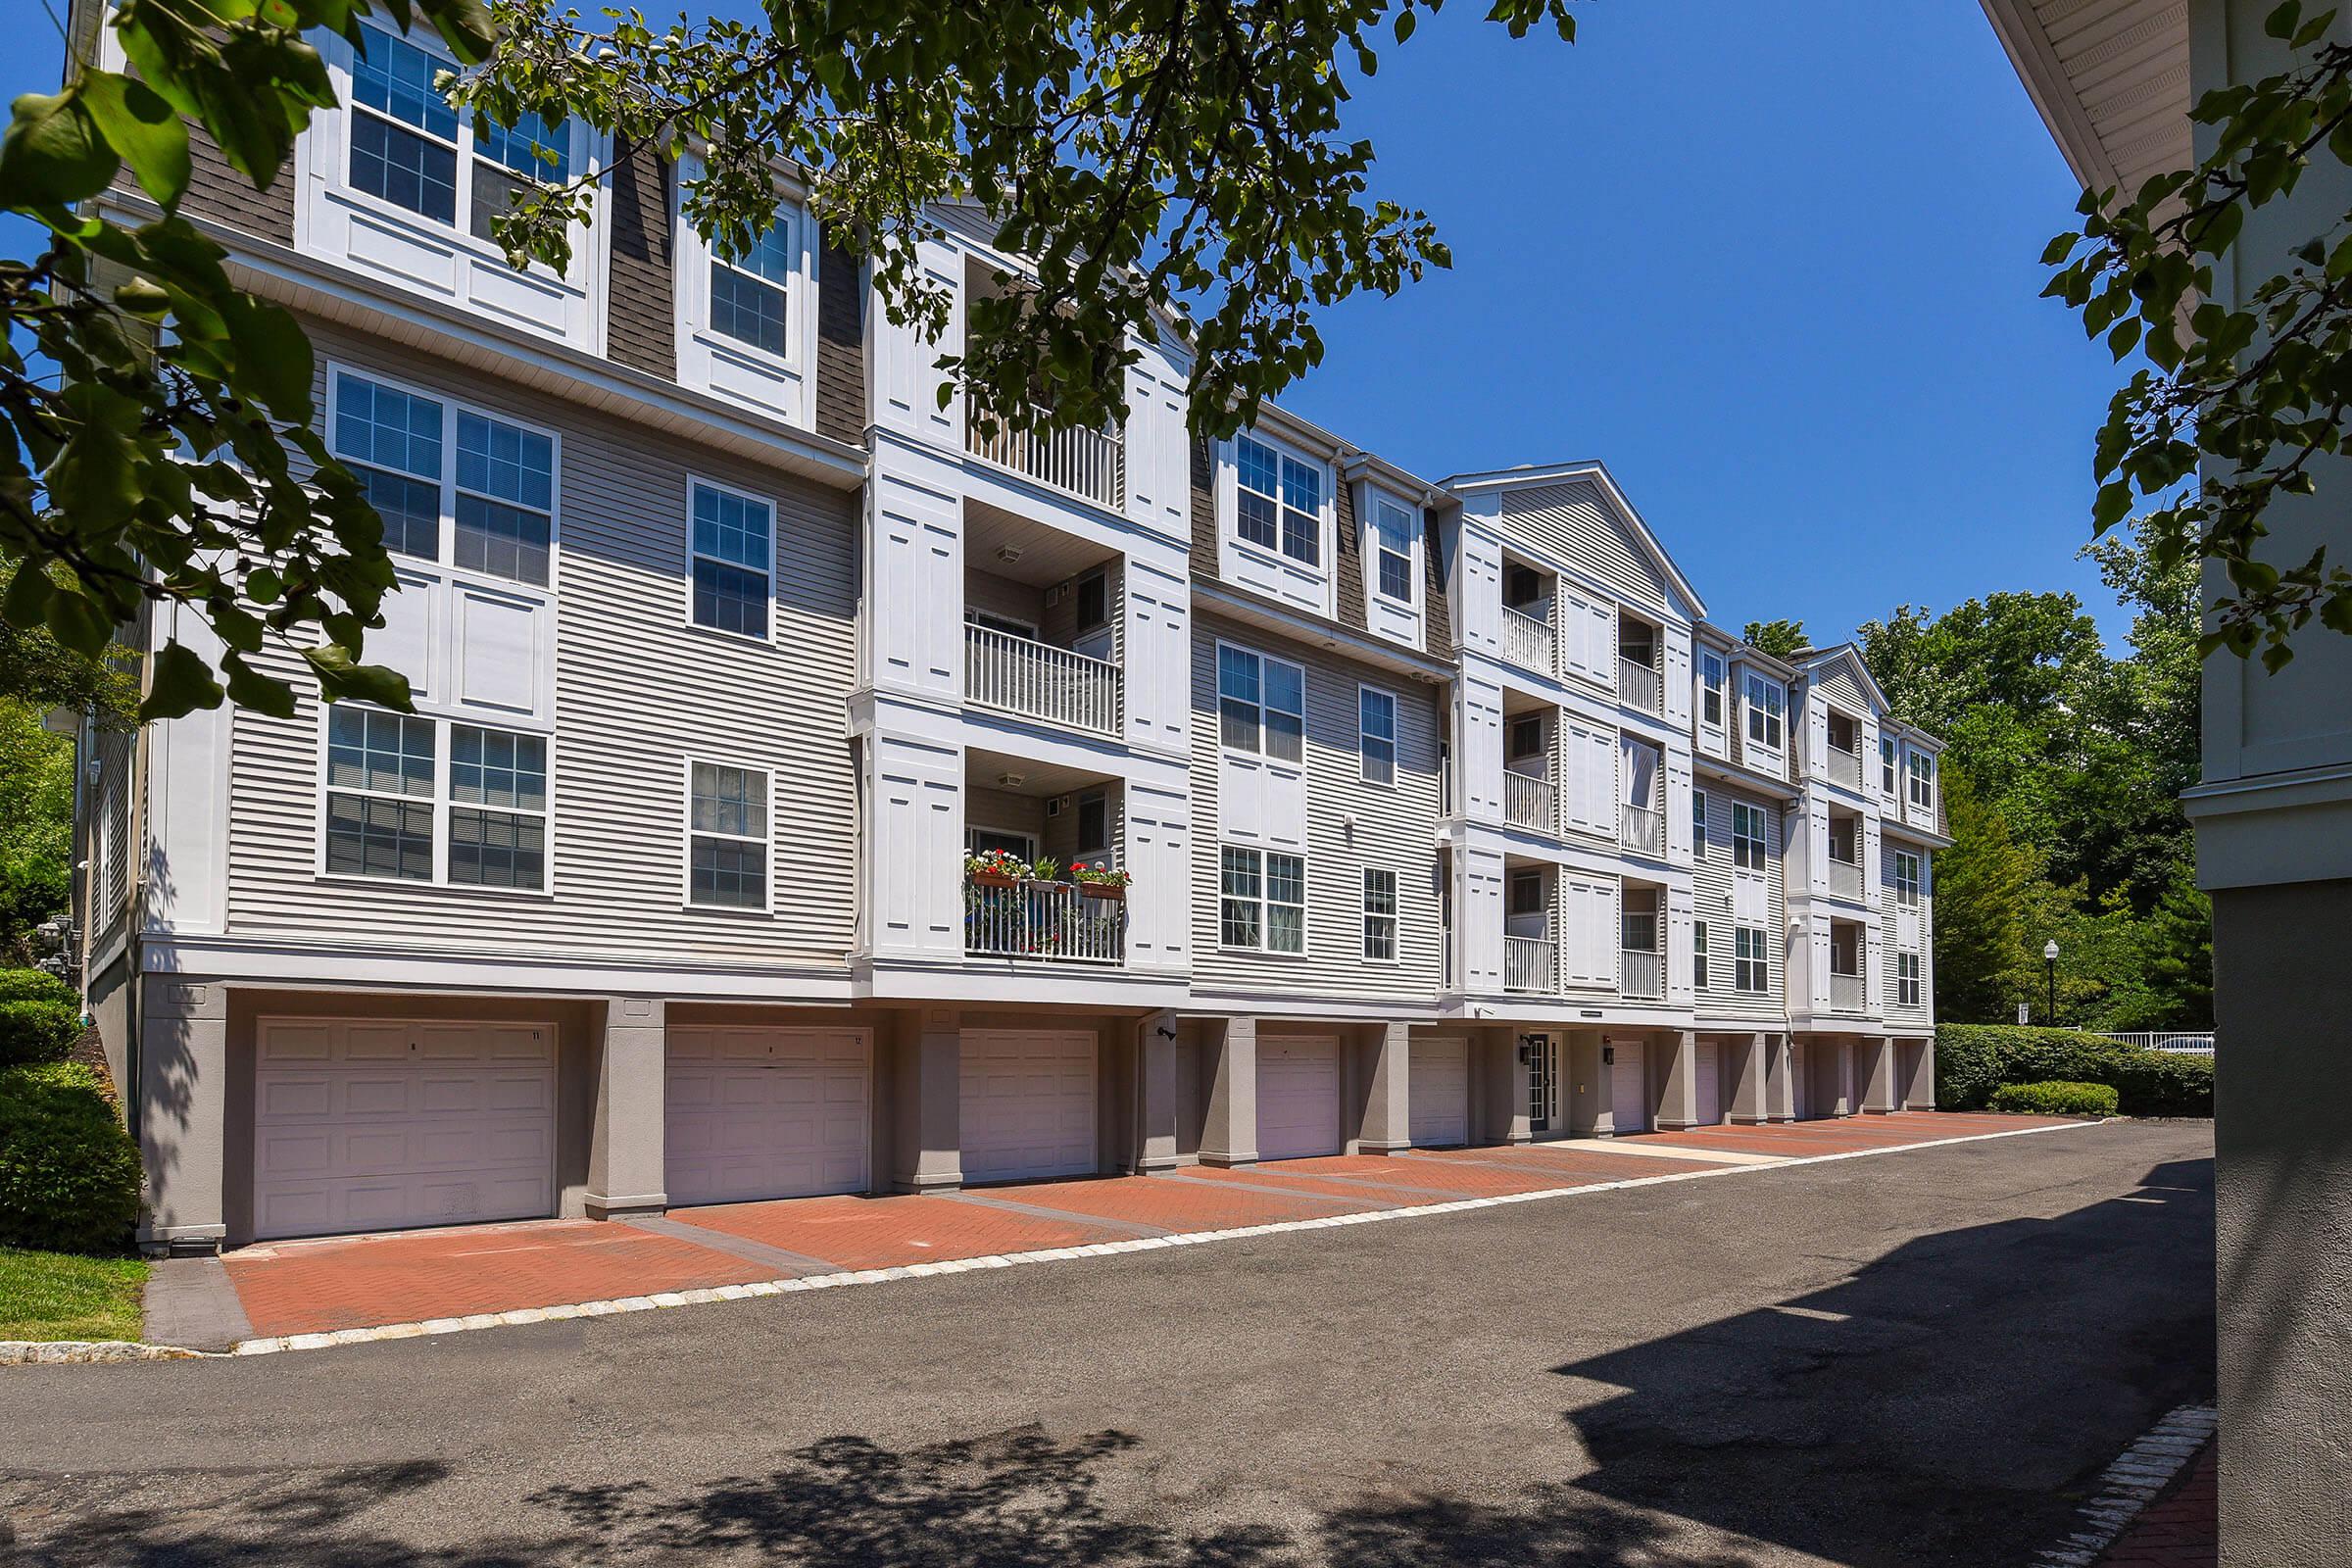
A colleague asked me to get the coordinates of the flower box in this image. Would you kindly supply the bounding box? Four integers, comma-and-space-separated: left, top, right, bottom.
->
969, 868, 1020, 889
1078, 881, 1125, 902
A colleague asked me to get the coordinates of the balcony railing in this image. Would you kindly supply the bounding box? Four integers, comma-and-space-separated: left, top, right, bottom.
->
1826, 743, 1863, 788
1502, 606, 1554, 675
1621, 948, 1664, 1000
965, 879, 1125, 964
1503, 771, 1555, 833
968, 402, 1126, 510
1504, 935, 1555, 994
1827, 856, 1862, 899
1622, 805, 1664, 857
1619, 658, 1662, 712
965, 623, 1121, 735
1830, 970, 1865, 1013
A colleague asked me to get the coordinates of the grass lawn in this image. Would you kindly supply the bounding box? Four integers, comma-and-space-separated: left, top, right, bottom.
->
0, 1246, 147, 1342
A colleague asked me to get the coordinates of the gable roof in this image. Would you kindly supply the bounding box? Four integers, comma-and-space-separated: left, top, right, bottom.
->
1795, 642, 1891, 717
1442, 459, 1708, 620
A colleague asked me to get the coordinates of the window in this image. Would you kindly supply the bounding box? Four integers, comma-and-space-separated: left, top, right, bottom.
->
1693, 919, 1710, 989
1220, 847, 1305, 953
1692, 789, 1710, 858
1235, 435, 1320, 566
1881, 736, 1898, 795
688, 761, 769, 908
1745, 675, 1785, 750
322, 709, 547, 889
1509, 715, 1545, 761
1508, 868, 1546, 918
1732, 801, 1768, 870
689, 481, 772, 638
967, 826, 1036, 860
1360, 687, 1397, 786
347, 25, 569, 241
710, 219, 794, 357
964, 608, 1036, 640
1735, 926, 1768, 993
1892, 850, 1922, 906
1217, 645, 1304, 763
1075, 570, 1109, 633
1621, 902, 1656, 953
1362, 868, 1397, 960
1898, 952, 1922, 1007
1908, 752, 1937, 810
332, 370, 555, 587
1699, 651, 1726, 728
1076, 792, 1108, 854
1373, 497, 1415, 603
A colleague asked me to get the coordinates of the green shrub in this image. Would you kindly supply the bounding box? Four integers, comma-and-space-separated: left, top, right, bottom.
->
0, 1062, 141, 1253
0, 969, 81, 1068
1935, 1024, 2213, 1117
1989, 1080, 2121, 1117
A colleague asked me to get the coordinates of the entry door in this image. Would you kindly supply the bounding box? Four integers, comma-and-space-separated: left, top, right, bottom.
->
1695, 1041, 1721, 1125
1258, 1036, 1343, 1160
1610, 1040, 1648, 1133
664, 1028, 870, 1206
961, 1030, 1099, 1182
1525, 1034, 1558, 1133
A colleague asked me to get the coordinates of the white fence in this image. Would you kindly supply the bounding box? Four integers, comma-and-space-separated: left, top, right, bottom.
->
1621, 948, 1664, 1000
1827, 857, 1863, 899
1830, 971, 1866, 1013
965, 879, 1125, 963
1504, 936, 1555, 994
1622, 805, 1664, 857
968, 403, 1126, 509
1502, 606, 1553, 674
1504, 771, 1555, 833
965, 623, 1121, 735
1619, 658, 1662, 712
2093, 1031, 2217, 1053
1826, 744, 1863, 789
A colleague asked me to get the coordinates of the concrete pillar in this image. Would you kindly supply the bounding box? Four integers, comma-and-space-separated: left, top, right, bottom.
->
1354, 1022, 1413, 1154
1901, 1037, 1937, 1109
1565, 1031, 1606, 1135
1856, 1036, 1895, 1113
891, 1007, 963, 1192
1727, 1033, 1769, 1124
1838, 1038, 1858, 1116
139, 978, 228, 1254
1131, 1010, 1182, 1173
1765, 1035, 1795, 1122
1654, 1031, 1701, 1130
586, 997, 667, 1219
1481, 1027, 1534, 1144
1198, 1015, 1257, 1167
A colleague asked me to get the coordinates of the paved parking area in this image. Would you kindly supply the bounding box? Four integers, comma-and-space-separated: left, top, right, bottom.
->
197, 1110, 2081, 1348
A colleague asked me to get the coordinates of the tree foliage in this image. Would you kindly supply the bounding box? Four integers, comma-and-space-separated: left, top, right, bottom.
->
2043, 0, 2352, 667
1740, 618, 1807, 658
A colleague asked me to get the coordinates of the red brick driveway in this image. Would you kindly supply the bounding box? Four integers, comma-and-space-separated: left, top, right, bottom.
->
219, 1110, 2081, 1342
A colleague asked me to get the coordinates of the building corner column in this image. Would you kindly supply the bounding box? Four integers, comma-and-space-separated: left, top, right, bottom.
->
1856, 1036, 1894, 1113
1354, 1022, 1413, 1154
1198, 1015, 1258, 1168
1765, 1035, 1795, 1122
1903, 1036, 1937, 1109
586, 997, 667, 1220
139, 978, 229, 1254
1727, 1032, 1769, 1124
891, 1008, 963, 1192
1653, 1030, 1700, 1131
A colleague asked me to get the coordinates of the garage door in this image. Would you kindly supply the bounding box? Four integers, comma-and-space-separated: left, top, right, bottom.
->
665, 1028, 869, 1206
961, 1030, 1098, 1182
254, 1018, 555, 1241
1609, 1041, 1649, 1133
1258, 1035, 1342, 1160
1694, 1041, 1721, 1125
1410, 1036, 1470, 1147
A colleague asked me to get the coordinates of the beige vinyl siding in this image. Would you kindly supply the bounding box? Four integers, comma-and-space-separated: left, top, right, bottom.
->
1044, 783, 1123, 867
1188, 615, 1443, 1003
220, 318, 858, 968
1815, 664, 1870, 713
92, 726, 137, 952
1881, 841, 1935, 1026
1498, 482, 1667, 612
1691, 783, 1787, 1022
965, 787, 1045, 848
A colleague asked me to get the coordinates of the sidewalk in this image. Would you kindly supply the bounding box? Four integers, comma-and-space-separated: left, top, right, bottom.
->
2097, 1441, 2218, 1568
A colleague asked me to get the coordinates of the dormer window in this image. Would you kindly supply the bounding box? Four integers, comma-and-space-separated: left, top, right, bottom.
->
348, 27, 569, 242
1373, 497, 1414, 603
1237, 436, 1320, 566
1699, 651, 1726, 728
1881, 735, 1897, 794
710, 221, 794, 357
1745, 674, 1785, 750
1908, 752, 1936, 810
673, 163, 816, 427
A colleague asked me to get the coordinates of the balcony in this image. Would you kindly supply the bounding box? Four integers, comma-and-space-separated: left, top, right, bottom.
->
1504, 771, 1555, 833
965, 623, 1121, 735
1621, 948, 1664, 1000
1826, 743, 1863, 789
1622, 805, 1664, 857
967, 401, 1126, 511
1830, 970, 1865, 1013
1827, 856, 1862, 900
1502, 606, 1554, 675
1504, 936, 1555, 995
1620, 657, 1662, 713
965, 877, 1126, 964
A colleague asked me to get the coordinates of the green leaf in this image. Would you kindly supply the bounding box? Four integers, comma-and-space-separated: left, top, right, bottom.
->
220, 652, 298, 718
306, 646, 415, 710
0, 89, 119, 208
43, 585, 114, 660
80, 73, 190, 208
2264, 0, 2302, 39
218, 295, 316, 420
142, 641, 226, 720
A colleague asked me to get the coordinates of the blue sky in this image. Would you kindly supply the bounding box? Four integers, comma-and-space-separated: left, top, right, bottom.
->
7, 0, 2132, 643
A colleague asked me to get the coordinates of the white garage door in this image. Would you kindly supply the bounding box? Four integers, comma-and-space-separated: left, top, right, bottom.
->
665, 1028, 869, 1206
1695, 1041, 1722, 1125
961, 1030, 1098, 1183
254, 1017, 556, 1241
1410, 1036, 1470, 1148
1610, 1041, 1649, 1133
1258, 1035, 1342, 1160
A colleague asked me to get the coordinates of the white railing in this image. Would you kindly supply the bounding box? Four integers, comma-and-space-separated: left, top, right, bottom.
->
1503, 771, 1555, 833
1504, 936, 1555, 995
2094, 1031, 2217, 1054
1827, 743, 1863, 788
965, 623, 1121, 735
1827, 857, 1862, 899
965, 879, 1125, 964
968, 403, 1126, 509
1622, 805, 1664, 857
1619, 658, 1662, 712
1621, 948, 1664, 1000
1830, 971, 1865, 1013
1502, 606, 1554, 674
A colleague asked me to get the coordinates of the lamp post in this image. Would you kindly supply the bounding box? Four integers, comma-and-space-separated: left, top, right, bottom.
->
2043, 939, 2060, 1026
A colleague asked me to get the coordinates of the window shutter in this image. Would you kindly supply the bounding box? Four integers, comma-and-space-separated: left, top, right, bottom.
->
1561, 720, 1616, 836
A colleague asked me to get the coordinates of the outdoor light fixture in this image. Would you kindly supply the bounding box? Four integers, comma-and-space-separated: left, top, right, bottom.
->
2044, 940, 2061, 1025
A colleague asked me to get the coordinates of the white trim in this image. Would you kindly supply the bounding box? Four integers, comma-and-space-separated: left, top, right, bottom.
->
680, 754, 777, 915
1213, 638, 1307, 764
313, 707, 557, 897
1357, 681, 1399, 788
1216, 843, 1309, 956
682, 473, 778, 644
1361, 865, 1399, 963
1219, 427, 1339, 619
671, 150, 819, 431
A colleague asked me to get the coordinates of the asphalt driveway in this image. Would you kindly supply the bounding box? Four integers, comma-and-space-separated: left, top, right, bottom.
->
0, 1117, 2215, 1567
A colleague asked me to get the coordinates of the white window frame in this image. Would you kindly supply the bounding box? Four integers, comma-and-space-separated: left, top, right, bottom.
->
672, 150, 820, 428
1744, 674, 1785, 751
966, 824, 1039, 861
315, 708, 555, 893
1892, 850, 1922, 906
1699, 650, 1726, 729
1216, 641, 1306, 764
684, 476, 775, 642
963, 607, 1039, 641
1221, 428, 1337, 615
1897, 951, 1922, 1007
682, 756, 775, 913
1731, 801, 1768, 870
1881, 735, 1898, 795
1362, 867, 1397, 961
1735, 925, 1768, 994
1359, 684, 1398, 787
1693, 918, 1710, 989
1508, 867, 1547, 919
1218, 845, 1307, 955
1692, 788, 1710, 859
1369, 491, 1418, 606
1908, 751, 1937, 811
1074, 791, 1110, 858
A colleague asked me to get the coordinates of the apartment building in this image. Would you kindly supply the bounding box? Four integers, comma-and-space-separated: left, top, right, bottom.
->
66, 15, 1944, 1251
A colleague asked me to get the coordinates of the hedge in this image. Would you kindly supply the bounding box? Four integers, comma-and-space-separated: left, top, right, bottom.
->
1936, 1024, 2213, 1117
0, 1062, 142, 1253
0, 969, 81, 1068
1989, 1080, 2122, 1117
